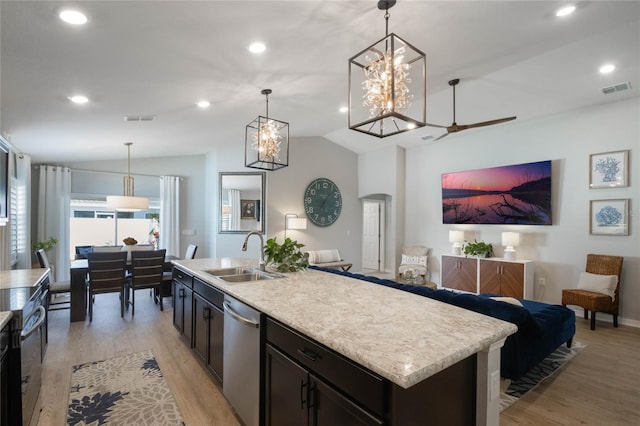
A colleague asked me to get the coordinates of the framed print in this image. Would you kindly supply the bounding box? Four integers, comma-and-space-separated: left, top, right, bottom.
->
590, 199, 629, 235
590, 150, 629, 188
240, 199, 256, 219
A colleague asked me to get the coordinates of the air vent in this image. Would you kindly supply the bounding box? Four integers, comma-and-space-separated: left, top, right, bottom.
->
123, 115, 156, 122
601, 81, 631, 95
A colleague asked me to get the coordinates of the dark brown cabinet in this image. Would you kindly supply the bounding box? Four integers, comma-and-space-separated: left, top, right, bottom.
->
479, 260, 525, 298
441, 255, 477, 293
0, 323, 8, 426
265, 319, 384, 426
172, 268, 193, 344
192, 279, 224, 382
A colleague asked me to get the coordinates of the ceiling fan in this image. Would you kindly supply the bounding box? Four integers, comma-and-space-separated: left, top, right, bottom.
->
425, 78, 516, 141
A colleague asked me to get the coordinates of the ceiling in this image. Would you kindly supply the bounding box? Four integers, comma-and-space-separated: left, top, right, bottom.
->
1, 1, 638, 164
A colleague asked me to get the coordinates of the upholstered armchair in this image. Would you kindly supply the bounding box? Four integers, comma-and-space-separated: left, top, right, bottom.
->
398, 246, 430, 280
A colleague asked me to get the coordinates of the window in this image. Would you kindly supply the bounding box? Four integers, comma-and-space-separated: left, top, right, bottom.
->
9, 174, 17, 266
69, 197, 160, 261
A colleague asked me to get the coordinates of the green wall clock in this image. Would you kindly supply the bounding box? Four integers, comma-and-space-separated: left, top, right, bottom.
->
304, 178, 342, 227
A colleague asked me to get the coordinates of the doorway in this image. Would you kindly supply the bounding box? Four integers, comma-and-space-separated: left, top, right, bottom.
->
362, 199, 385, 272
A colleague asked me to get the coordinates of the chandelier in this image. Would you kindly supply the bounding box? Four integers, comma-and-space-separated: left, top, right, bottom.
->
349, 0, 426, 138
106, 142, 149, 211
245, 89, 289, 171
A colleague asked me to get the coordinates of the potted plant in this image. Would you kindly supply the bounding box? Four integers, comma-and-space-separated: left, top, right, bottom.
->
32, 236, 58, 254
263, 237, 309, 272
462, 240, 494, 258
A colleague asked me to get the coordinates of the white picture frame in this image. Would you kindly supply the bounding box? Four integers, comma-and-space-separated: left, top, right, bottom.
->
590, 199, 629, 236
589, 150, 629, 188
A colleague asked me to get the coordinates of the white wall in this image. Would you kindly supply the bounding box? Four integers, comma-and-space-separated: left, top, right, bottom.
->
211, 136, 360, 269
403, 97, 640, 324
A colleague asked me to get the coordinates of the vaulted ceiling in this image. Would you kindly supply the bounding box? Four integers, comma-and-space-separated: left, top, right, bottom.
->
1, 1, 638, 163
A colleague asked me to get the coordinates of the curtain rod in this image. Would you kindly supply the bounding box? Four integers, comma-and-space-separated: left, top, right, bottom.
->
32, 166, 183, 180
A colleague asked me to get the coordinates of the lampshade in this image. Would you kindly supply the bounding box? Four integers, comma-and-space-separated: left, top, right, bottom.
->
221, 205, 232, 215
106, 142, 149, 211
449, 230, 464, 255
348, 0, 426, 138
245, 89, 289, 171
502, 232, 520, 260
284, 213, 307, 239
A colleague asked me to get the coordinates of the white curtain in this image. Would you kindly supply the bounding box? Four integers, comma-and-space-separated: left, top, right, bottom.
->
160, 176, 180, 257
38, 165, 71, 280
229, 189, 241, 230
15, 154, 31, 269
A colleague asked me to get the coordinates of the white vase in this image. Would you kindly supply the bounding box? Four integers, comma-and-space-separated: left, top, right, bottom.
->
121, 244, 135, 262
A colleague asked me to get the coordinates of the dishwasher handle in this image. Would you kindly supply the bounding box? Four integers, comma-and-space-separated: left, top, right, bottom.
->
223, 301, 259, 328
20, 305, 46, 341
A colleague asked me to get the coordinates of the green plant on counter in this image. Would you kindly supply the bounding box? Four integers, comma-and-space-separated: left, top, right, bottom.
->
263, 237, 309, 273
462, 240, 494, 258
31, 236, 58, 253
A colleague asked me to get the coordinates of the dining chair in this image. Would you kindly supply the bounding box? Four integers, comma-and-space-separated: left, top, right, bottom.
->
86, 251, 128, 322
126, 249, 167, 316
158, 244, 197, 307
36, 249, 71, 311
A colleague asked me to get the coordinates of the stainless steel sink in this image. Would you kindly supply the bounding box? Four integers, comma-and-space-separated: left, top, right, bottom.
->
203, 268, 284, 283
204, 267, 255, 276
219, 272, 276, 282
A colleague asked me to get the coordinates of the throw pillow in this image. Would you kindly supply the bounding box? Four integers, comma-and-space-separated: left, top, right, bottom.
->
401, 254, 428, 266
577, 271, 618, 300
490, 296, 523, 307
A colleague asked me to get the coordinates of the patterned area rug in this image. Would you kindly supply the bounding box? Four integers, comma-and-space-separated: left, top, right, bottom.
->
500, 341, 586, 411
67, 349, 185, 425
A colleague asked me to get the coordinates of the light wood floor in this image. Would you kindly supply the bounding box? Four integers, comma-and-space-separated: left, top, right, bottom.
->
34, 293, 640, 425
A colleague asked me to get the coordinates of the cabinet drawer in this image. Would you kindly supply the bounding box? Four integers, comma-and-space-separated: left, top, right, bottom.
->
173, 267, 193, 289
193, 278, 224, 310
266, 318, 385, 417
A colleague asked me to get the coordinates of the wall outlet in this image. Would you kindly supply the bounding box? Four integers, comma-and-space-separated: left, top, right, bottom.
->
539, 277, 546, 286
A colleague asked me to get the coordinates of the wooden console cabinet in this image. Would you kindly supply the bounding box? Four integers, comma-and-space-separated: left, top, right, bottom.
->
441, 255, 534, 299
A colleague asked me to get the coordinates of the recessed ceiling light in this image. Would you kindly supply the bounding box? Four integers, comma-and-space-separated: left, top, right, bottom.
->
248, 42, 266, 54
339, 106, 348, 113
599, 64, 616, 74
197, 100, 210, 108
555, 5, 576, 17
59, 9, 88, 25
407, 122, 417, 130
68, 95, 89, 104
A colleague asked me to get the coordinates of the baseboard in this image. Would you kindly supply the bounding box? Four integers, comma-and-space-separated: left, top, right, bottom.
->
566, 306, 640, 328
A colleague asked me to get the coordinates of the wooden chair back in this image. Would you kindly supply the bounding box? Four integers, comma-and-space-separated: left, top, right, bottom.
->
87, 251, 128, 294
130, 249, 166, 290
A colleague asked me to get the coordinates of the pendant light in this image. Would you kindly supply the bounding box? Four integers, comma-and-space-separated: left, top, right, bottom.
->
348, 0, 426, 138
106, 142, 149, 211
245, 89, 289, 171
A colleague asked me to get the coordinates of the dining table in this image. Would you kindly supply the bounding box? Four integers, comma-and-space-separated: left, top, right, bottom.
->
69, 254, 179, 322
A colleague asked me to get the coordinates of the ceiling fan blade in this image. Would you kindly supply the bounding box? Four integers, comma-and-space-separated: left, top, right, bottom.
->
424, 122, 449, 129
433, 132, 450, 142
462, 116, 517, 129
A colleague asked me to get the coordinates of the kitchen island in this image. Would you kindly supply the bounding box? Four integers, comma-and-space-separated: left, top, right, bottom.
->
173, 258, 517, 425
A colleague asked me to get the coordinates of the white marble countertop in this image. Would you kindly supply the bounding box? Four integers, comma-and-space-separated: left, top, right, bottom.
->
174, 258, 517, 389
0, 311, 12, 329
0, 268, 50, 290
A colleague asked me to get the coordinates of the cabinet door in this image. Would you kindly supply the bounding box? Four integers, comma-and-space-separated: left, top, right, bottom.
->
442, 256, 477, 293
265, 344, 308, 426
183, 286, 193, 344
499, 262, 525, 299
311, 375, 384, 426
172, 281, 184, 334
193, 293, 209, 364
208, 304, 224, 381
479, 261, 501, 294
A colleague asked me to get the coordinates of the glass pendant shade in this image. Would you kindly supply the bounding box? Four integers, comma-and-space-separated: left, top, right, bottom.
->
245, 89, 289, 171
349, 3, 426, 139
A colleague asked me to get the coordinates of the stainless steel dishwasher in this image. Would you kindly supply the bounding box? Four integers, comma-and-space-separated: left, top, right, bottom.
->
223, 295, 262, 426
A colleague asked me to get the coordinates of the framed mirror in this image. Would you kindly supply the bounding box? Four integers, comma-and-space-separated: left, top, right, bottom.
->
219, 171, 266, 234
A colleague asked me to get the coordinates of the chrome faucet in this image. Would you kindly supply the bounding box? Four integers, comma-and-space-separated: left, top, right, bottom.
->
242, 231, 266, 271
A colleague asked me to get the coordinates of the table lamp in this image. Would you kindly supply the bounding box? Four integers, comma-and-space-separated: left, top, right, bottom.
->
502, 232, 520, 260
449, 230, 465, 255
